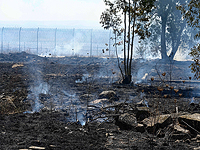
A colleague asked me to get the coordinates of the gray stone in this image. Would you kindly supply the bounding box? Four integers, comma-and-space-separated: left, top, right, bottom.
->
194, 147, 200, 150
136, 100, 147, 107
29, 146, 45, 149
136, 123, 145, 133
197, 134, 200, 140
99, 90, 118, 102
142, 114, 172, 133
169, 124, 191, 141
117, 113, 145, 132
89, 98, 108, 107
174, 124, 190, 134
118, 113, 137, 126
178, 113, 200, 132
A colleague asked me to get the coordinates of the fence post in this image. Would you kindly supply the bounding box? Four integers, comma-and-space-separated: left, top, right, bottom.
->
7, 43, 9, 51
90, 29, 92, 57
109, 29, 111, 57
97, 45, 99, 57
55, 28, 57, 54
19, 27, 21, 52
72, 28, 75, 55
1, 27, 4, 53
37, 27, 39, 55
24, 42, 25, 51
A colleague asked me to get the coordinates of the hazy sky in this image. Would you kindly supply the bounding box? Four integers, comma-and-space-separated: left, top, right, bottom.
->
0, 0, 106, 28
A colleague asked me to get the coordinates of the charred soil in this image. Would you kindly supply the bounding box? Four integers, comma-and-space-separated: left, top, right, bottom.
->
0, 52, 200, 150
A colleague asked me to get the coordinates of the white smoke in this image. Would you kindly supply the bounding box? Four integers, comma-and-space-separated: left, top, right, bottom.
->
54, 39, 85, 56
28, 82, 50, 112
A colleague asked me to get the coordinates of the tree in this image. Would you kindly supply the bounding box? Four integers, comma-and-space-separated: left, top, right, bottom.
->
177, 0, 200, 78
149, 0, 189, 60
136, 40, 147, 59
100, 0, 155, 84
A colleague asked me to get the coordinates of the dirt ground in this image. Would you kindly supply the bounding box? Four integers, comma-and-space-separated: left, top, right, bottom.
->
0, 52, 200, 150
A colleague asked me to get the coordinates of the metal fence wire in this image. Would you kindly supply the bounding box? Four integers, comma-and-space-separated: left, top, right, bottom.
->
0, 27, 124, 57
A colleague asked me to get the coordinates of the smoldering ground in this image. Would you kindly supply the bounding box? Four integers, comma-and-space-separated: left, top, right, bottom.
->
0, 52, 200, 150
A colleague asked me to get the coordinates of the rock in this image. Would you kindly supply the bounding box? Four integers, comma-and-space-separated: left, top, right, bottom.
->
118, 113, 137, 126
0, 96, 17, 113
99, 90, 118, 102
49, 145, 56, 148
194, 147, 200, 150
136, 100, 147, 107
197, 134, 200, 140
174, 124, 190, 134
170, 124, 191, 141
142, 114, 172, 133
178, 113, 200, 133
116, 113, 145, 132
29, 146, 45, 149
136, 123, 145, 133
12, 63, 24, 68
116, 113, 136, 130
89, 98, 108, 107
136, 107, 150, 121
175, 139, 181, 143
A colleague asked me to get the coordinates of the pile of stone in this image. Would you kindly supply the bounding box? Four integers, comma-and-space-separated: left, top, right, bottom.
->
115, 102, 200, 143
88, 90, 200, 144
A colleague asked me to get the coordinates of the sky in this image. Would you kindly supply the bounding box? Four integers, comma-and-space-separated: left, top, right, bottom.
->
0, 0, 106, 28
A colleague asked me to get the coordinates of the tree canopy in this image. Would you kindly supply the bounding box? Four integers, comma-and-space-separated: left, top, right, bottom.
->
100, 0, 155, 83
147, 0, 191, 60
177, 0, 200, 78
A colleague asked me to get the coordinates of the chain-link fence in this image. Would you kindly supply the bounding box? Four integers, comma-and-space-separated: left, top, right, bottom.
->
0, 27, 124, 57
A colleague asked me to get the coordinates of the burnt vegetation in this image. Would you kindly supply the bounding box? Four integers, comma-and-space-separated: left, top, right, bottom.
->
0, 0, 200, 150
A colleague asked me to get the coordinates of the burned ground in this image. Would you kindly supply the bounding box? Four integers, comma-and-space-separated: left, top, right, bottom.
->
0, 52, 200, 150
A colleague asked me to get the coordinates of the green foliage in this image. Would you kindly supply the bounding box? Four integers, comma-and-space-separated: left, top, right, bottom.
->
100, 0, 155, 83
100, 0, 154, 38
177, 0, 200, 78
189, 44, 200, 79
177, 0, 200, 38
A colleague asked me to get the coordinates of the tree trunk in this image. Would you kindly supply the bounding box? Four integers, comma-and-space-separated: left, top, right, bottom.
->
169, 22, 185, 60
121, 0, 132, 85
169, 38, 181, 60
123, 1, 127, 75
161, 15, 168, 59
115, 31, 124, 78
122, 75, 132, 84
127, 0, 131, 74
129, 2, 136, 77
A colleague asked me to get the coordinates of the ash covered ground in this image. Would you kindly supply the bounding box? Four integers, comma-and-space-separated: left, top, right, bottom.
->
0, 52, 200, 150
